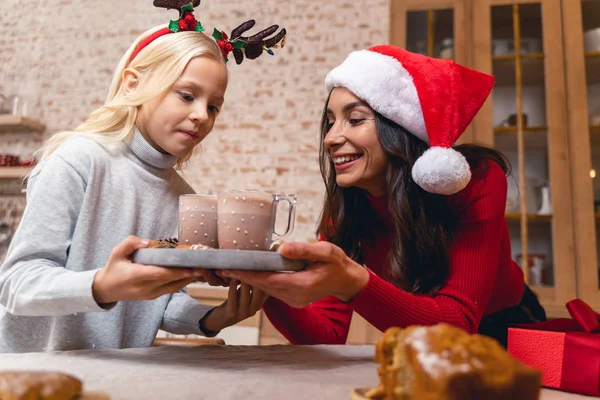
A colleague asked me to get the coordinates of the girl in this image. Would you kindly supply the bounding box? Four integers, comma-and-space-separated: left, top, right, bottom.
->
0, 2, 284, 353
219, 45, 547, 348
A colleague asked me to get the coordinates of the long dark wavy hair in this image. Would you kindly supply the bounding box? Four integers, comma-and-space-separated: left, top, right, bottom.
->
316, 101, 510, 295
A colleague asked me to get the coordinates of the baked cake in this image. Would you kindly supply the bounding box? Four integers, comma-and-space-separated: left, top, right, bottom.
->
365, 324, 541, 400
0, 371, 82, 400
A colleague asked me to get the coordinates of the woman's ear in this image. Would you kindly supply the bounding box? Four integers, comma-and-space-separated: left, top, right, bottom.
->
121, 68, 141, 95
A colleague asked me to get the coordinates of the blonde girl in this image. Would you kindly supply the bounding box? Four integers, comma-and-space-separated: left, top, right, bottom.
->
0, 2, 285, 353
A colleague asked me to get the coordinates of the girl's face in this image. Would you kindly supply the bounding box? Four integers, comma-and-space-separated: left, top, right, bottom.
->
137, 56, 228, 158
324, 87, 389, 196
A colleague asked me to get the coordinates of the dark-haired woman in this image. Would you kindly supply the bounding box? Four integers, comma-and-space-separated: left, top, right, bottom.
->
219, 45, 546, 347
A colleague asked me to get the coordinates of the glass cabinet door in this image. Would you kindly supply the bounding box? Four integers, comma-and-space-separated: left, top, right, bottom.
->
473, 0, 576, 317
390, 0, 473, 141
562, 0, 600, 309
405, 9, 455, 59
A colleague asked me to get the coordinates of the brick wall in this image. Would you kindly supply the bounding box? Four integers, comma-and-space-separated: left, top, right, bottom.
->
0, 0, 390, 241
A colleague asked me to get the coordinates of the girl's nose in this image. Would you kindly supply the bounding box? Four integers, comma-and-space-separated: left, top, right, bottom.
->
190, 104, 209, 124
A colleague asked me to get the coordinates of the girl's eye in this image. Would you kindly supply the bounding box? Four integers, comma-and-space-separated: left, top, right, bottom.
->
208, 105, 220, 113
180, 92, 194, 102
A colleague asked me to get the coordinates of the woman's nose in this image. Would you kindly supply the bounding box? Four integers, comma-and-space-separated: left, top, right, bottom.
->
323, 123, 345, 147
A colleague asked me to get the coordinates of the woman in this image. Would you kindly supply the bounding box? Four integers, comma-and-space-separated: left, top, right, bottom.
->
219, 45, 546, 347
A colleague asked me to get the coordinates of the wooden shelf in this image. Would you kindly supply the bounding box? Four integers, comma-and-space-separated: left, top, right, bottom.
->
186, 284, 228, 301
505, 213, 552, 221
494, 126, 548, 151
492, 53, 545, 86
0, 167, 30, 179
494, 125, 547, 133
0, 115, 45, 133
492, 53, 545, 61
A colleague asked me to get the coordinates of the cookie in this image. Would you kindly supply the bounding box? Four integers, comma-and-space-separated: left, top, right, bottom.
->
0, 371, 83, 400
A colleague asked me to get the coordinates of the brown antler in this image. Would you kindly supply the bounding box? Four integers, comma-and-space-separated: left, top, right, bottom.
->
228, 20, 286, 65
153, 0, 200, 10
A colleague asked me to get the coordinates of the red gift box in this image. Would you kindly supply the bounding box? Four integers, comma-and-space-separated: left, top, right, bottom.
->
508, 299, 600, 397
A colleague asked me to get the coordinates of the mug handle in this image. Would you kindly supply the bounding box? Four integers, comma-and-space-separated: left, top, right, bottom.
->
270, 194, 297, 242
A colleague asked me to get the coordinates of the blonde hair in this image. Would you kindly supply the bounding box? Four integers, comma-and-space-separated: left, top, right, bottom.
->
36, 25, 225, 170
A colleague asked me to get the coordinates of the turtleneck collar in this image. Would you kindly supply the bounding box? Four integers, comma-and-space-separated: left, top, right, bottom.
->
126, 127, 178, 170
365, 190, 391, 221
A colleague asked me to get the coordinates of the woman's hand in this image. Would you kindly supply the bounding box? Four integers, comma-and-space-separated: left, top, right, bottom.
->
199, 280, 269, 334
92, 236, 206, 304
217, 241, 370, 308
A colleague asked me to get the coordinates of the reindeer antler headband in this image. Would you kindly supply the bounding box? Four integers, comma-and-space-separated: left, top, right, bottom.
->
129, 0, 286, 65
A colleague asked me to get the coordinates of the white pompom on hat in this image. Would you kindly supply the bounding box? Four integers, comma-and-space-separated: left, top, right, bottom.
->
324, 45, 495, 195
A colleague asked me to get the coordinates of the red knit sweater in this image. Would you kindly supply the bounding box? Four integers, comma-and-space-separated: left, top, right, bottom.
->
263, 161, 526, 344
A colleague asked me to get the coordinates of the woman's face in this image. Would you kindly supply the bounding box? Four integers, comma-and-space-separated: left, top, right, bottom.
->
324, 87, 389, 196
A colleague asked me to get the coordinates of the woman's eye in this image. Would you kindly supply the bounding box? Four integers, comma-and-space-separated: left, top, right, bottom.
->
208, 105, 220, 113
179, 92, 194, 102
349, 118, 364, 125
326, 121, 334, 131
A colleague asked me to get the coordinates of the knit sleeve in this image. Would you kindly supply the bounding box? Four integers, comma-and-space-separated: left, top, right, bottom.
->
262, 295, 354, 344
161, 289, 217, 336
0, 154, 107, 316
348, 162, 509, 334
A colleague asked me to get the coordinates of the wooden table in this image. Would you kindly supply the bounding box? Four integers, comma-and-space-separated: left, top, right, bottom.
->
0, 345, 594, 399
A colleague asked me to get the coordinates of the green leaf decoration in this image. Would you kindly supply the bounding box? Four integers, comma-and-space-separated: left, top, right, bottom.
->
195, 22, 205, 32
181, 2, 195, 13
223, 56, 229, 64
231, 39, 246, 50
212, 28, 223, 41
168, 20, 180, 33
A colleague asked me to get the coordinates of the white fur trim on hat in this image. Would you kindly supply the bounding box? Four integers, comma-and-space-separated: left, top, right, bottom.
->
325, 50, 428, 143
411, 147, 471, 195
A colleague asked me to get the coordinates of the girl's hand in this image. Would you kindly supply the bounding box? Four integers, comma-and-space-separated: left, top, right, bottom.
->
199, 280, 269, 334
92, 236, 205, 304
217, 242, 370, 308
191, 269, 230, 287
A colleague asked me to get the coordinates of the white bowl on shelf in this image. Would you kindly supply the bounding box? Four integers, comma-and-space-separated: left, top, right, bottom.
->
584, 28, 600, 52
492, 38, 542, 55
492, 39, 512, 56
520, 38, 542, 54
590, 114, 600, 126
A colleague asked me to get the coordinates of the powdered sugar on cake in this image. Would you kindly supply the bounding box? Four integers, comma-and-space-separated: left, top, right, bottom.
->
404, 326, 477, 378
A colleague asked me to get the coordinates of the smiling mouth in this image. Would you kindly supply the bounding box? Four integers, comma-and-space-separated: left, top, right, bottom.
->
333, 154, 363, 166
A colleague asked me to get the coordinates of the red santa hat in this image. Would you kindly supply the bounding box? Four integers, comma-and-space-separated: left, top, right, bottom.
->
324, 45, 495, 195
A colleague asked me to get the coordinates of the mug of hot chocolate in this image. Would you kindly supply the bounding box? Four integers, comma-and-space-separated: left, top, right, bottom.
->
217, 190, 296, 251
178, 194, 218, 247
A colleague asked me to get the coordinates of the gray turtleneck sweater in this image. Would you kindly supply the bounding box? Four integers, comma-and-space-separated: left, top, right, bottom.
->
0, 130, 214, 353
